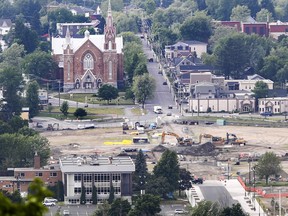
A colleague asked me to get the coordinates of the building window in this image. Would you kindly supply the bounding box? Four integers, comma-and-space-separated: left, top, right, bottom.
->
275, 101, 277, 105
50, 172, 57, 177
83, 174, 92, 182
109, 61, 113, 80
20, 173, 25, 177
83, 53, 94, 70
115, 187, 121, 194
95, 173, 110, 182
74, 187, 81, 194
252, 27, 257, 33
35, 172, 43, 177
109, 41, 112, 50
86, 187, 92, 195
67, 61, 71, 81
260, 27, 264, 35
245, 27, 250, 34
74, 174, 81, 181
112, 174, 121, 182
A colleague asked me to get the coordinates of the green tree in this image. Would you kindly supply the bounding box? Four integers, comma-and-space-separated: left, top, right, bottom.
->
119, 32, 141, 45
230, 5, 251, 22
220, 203, 248, 216
0, 178, 52, 216
8, 116, 28, 133
22, 50, 58, 83
92, 201, 110, 216
191, 200, 221, 216
108, 185, 115, 204
0, 133, 50, 171
26, 81, 40, 118
12, 18, 39, 53
179, 12, 212, 42
256, 152, 281, 185
0, 121, 13, 135
114, 14, 139, 33
132, 74, 156, 109
178, 168, 193, 196
213, 33, 248, 79
56, 181, 64, 202
145, 0, 156, 15
98, 84, 119, 104
0, 66, 24, 121
60, 101, 69, 117
0, 43, 25, 70
260, 0, 275, 17
153, 149, 180, 194
92, 185, 97, 205
145, 176, 171, 198
133, 149, 149, 192
108, 198, 131, 216
78, 27, 96, 35
256, 9, 273, 22
252, 81, 269, 99
128, 194, 161, 216
80, 185, 86, 205
74, 108, 87, 119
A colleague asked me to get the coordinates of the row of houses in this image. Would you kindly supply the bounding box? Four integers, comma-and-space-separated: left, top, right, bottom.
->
0, 153, 135, 204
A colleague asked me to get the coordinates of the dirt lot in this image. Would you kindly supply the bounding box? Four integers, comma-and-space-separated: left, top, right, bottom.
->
42, 123, 288, 179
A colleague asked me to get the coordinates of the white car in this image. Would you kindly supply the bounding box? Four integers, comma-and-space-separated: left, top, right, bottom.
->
63, 210, 70, 216
43, 201, 56, 207
44, 197, 58, 203
174, 209, 187, 214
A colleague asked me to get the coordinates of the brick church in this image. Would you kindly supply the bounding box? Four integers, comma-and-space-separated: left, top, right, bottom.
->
51, 2, 124, 92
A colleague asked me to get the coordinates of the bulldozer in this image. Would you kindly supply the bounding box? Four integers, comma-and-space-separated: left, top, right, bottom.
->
161, 131, 193, 146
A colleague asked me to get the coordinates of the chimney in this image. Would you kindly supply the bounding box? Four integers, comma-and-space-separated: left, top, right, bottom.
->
34, 152, 41, 169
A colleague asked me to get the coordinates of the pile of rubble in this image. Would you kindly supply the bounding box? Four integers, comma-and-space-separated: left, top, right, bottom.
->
174, 142, 217, 156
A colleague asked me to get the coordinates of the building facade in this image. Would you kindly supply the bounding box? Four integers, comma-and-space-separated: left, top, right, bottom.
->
258, 97, 288, 114
60, 156, 135, 204
51, 2, 124, 92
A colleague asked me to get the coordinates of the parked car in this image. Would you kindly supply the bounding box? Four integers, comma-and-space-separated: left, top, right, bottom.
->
192, 178, 203, 184
174, 209, 187, 214
63, 210, 70, 216
44, 197, 58, 203
163, 81, 167, 85
43, 201, 56, 207
260, 112, 272, 116
167, 112, 172, 116
168, 105, 173, 109
158, 71, 163, 75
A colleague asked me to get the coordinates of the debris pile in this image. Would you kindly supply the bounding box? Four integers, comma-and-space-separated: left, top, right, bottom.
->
174, 142, 217, 156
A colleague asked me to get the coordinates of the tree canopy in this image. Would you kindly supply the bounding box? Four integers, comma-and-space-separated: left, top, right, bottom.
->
132, 74, 156, 109
26, 81, 40, 118
97, 84, 119, 104
256, 152, 281, 185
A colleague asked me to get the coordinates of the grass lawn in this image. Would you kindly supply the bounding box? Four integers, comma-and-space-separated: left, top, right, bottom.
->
130, 107, 147, 115
38, 106, 124, 119
59, 92, 134, 105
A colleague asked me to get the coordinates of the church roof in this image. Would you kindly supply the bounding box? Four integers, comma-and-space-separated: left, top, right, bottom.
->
51, 35, 123, 54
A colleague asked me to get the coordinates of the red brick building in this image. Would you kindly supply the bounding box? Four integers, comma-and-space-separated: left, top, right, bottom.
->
0, 153, 61, 195
51, 2, 124, 92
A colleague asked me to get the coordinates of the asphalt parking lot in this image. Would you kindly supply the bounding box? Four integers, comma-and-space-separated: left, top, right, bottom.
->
46, 205, 96, 216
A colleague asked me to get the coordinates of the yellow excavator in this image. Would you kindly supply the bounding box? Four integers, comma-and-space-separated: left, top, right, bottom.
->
161, 131, 193, 146
225, 133, 246, 145
198, 133, 225, 146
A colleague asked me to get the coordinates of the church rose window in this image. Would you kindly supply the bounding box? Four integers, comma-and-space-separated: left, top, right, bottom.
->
83, 53, 94, 70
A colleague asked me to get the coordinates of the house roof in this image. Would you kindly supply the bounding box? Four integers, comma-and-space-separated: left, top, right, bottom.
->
51, 34, 123, 54
0, 19, 12, 27
60, 156, 135, 173
194, 82, 216, 95
69, 6, 94, 14
247, 74, 265, 80
184, 40, 207, 45
180, 65, 216, 71
267, 89, 287, 98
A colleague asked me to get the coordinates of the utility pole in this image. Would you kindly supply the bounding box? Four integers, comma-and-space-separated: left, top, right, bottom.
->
58, 80, 61, 107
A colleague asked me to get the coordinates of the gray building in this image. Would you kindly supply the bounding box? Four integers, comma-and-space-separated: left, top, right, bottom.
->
59, 156, 135, 204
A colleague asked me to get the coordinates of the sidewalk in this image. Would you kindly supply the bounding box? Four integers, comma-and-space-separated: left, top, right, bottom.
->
224, 179, 267, 216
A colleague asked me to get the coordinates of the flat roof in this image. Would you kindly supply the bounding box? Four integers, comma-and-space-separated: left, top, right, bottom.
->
60, 156, 135, 173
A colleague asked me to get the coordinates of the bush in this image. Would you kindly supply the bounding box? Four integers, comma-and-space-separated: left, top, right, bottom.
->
74, 108, 87, 119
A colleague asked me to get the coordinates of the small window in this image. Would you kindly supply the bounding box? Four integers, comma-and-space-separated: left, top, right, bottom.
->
50, 172, 57, 177
35, 172, 43, 177
20, 173, 25, 177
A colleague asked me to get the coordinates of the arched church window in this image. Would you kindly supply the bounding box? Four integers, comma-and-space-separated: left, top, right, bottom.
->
86, 75, 91, 82
83, 53, 94, 70
75, 79, 80, 89
108, 61, 113, 80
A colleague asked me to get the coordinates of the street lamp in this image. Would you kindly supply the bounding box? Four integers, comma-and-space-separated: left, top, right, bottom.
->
197, 93, 200, 117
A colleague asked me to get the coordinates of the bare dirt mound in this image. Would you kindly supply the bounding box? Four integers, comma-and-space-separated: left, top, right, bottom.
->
172, 142, 217, 156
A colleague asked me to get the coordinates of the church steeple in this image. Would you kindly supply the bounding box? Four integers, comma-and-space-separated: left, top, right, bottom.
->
104, 0, 116, 50
65, 27, 71, 45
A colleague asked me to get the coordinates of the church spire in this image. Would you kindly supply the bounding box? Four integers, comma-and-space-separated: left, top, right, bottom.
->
65, 27, 71, 45
108, 0, 112, 16
104, 0, 116, 50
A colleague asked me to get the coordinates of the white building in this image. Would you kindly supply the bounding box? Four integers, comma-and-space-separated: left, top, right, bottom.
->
59, 156, 135, 204
258, 97, 288, 114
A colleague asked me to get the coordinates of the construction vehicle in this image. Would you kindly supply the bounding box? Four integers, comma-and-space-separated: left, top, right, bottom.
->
225, 133, 246, 145
47, 123, 59, 131
161, 131, 193, 146
122, 122, 129, 130
198, 134, 225, 146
